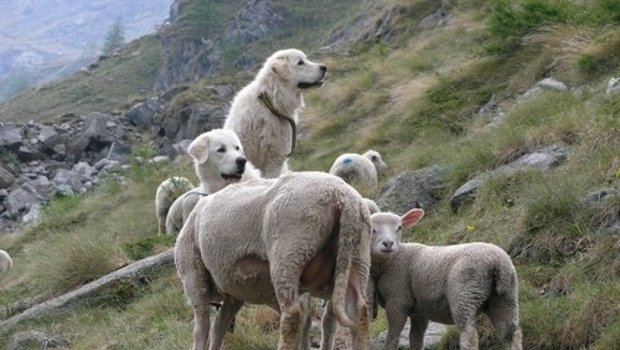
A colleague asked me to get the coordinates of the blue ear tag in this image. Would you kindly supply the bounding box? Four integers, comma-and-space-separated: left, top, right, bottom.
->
342, 157, 353, 166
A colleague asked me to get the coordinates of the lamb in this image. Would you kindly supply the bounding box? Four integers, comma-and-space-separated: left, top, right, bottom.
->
155, 176, 194, 234
0, 249, 12, 276
174, 171, 372, 350
161, 129, 261, 235
368, 208, 522, 350
329, 150, 387, 194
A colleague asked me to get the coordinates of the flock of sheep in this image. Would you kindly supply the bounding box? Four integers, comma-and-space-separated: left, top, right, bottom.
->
156, 49, 523, 350
0, 48, 523, 350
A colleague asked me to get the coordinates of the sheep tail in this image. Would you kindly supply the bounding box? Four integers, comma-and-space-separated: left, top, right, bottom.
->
331, 192, 369, 329
493, 250, 518, 298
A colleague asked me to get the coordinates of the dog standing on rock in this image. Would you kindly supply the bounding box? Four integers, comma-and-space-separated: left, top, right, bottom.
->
224, 48, 327, 178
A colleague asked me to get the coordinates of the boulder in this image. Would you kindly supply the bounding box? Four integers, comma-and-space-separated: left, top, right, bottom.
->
125, 97, 164, 128
52, 169, 87, 194
606, 77, 620, 96
377, 165, 448, 215
0, 124, 23, 149
37, 126, 63, 151
0, 164, 16, 189
4, 177, 56, 218
160, 102, 226, 142
68, 113, 114, 161
450, 144, 569, 212
73, 162, 95, 178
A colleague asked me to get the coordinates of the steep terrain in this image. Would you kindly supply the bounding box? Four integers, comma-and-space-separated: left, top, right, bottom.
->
0, 0, 172, 101
0, 0, 619, 349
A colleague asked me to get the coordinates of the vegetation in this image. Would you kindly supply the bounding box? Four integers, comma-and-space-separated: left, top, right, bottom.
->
102, 17, 126, 55
1, 0, 619, 348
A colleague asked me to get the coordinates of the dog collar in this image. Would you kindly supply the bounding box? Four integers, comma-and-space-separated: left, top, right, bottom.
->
258, 92, 296, 157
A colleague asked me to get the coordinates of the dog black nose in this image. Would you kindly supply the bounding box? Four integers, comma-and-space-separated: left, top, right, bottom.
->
382, 241, 394, 249
236, 157, 247, 167
319, 65, 327, 72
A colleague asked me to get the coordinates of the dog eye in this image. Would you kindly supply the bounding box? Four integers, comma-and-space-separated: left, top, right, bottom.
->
217, 147, 226, 153
371, 156, 377, 161
397, 225, 402, 231
235, 146, 240, 151
297, 60, 304, 66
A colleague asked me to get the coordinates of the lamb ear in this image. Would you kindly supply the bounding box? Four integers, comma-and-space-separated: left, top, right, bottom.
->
188, 133, 210, 164
271, 56, 292, 80
401, 208, 424, 228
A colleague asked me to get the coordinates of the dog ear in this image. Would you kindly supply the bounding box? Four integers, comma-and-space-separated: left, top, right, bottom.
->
188, 133, 210, 164
271, 55, 292, 81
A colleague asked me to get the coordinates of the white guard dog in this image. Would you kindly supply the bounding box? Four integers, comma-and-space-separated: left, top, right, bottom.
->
224, 48, 327, 178
163, 129, 261, 235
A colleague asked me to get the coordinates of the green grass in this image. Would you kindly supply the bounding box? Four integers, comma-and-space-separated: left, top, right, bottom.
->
1, 0, 620, 348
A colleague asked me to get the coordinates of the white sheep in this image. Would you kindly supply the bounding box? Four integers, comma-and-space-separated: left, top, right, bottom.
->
155, 176, 194, 234
329, 150, 387, 193
174, 171, 371, 350
0, 249, 13, 276
368, 209, 522, 350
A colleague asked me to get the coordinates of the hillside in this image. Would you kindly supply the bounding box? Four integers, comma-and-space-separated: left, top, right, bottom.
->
0, 0, 172, 101
1, 0, 619, 349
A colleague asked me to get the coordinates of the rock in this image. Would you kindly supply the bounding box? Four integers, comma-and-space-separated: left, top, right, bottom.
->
0, 164, 16, 189
173, 139, 192, 156
125, 97, 164, 128
5, 177, 56, 218
73, 162, 95, 178
0, 189, 8, 199
149, 155, 170, 164
372, 321, 449, 349
94, 159, 120, 172
21, 204, 41, 224
377, 165, 448, 215
53, 169, 87, 194
417, 7, 451, 31
15, 145, 45, 162
582, 188, 620, 205
537, 77, 567, 91
68, 112, 114, 161
225, 0, 282, 48
0, 124, 23, 149
37, 126, 63, 151
160, 102, 226, 142
606, 77, 620, 96
450, 144, 569, 212
160, 85, 191, 101
7, 330, 69, 350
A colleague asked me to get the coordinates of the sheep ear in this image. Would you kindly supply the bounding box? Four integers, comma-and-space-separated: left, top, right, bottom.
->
188, 133, 210, 164
271, 56, 292, 80
401, 208, 424, 228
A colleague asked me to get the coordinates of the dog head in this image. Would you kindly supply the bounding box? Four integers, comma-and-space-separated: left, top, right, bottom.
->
266, 48, 327, 89
188, 129, 249, 183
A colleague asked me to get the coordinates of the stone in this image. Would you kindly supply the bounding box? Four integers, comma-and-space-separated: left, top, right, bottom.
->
53, 169, 86, 194
73, 161, 94, 178
606, 77, 620, 96
68, 112, 114, 160
150, 155, 170, 164
37, 126, 62, 150
377, 165, 448, 215
125, 97, 163, 128
0, 164, 16, 189
16, 145, 45, 162
160, 102, 226, 142
21, 204, 41, 224
0, 124, 23, 149
4, 177, 56, 218
450, 143, 569, 212
537, 77, 567, 91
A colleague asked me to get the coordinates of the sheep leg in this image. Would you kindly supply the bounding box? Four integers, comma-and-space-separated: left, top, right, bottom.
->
296, 293, 313, 350
175, 232, 211, 350
320, 301, 337, 350
383, 305, 408, 350
278, 297, 302, 350
485, 297, 522, 350
349, 277, 369, 350
208, 298, 243, 350
408, 317, 428, 350
272, 262, 303, 350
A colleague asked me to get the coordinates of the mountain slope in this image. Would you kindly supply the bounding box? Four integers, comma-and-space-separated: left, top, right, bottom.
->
0, 0, 619, 349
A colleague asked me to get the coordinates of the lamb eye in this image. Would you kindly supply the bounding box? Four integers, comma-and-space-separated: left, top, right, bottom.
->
397, 225, 402, 231
297, 60, 305, 66
372, 229, 377, 235
217, 147, 226, 153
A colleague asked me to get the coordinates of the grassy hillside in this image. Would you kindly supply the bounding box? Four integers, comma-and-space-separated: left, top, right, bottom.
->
0, 35, 163, 122
1, 0, 619, 349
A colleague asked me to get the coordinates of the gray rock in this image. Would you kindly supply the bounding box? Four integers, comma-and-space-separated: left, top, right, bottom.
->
21, 204, 41, 224
0, 124, 23, 149
93, 159, 121, 172
37, 126, 63, 150
160, 102, 226, 142
0, 189, 8, 199
417, 7, 451, 31
7, 330, 68, 350
53, 169, 86, 193
450, 144, 569, 212
377, 165, 448, 215
150, 155, 170, 164
5, 177, 56, 218
606, 77, 620, 96
68, 112, 114, 160
0, 164, 16, 189
125, 97, 163, 128
16, 144, 45, 162
582, 188, 620, 205
73, 162, 94, 178
537, 77, 567, 91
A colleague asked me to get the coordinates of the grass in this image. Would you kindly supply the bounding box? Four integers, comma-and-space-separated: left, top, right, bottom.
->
1, 0, 620, 348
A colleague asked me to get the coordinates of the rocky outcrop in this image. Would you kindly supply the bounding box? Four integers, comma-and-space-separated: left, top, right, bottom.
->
155, 0, 281, 91
377, 165, 448, 215
450, 144, 569, 212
